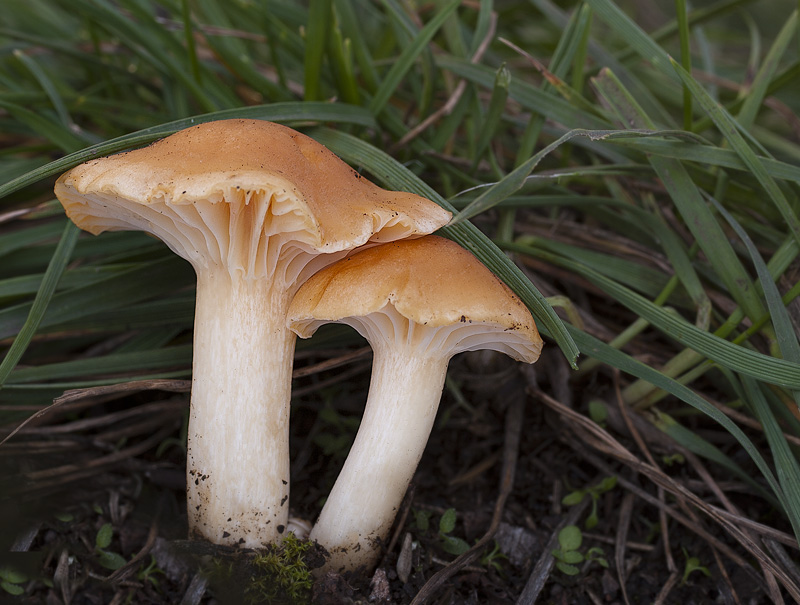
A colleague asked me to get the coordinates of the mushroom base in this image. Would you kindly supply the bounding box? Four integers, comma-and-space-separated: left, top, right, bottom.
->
187, 272, 294, 548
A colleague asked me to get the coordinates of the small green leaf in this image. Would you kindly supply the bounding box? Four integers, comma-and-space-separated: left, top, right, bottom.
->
588, 400, 608, 425
586, 547, 609, 568
439, 508, 457, 535
662, 453, 685, 466
555, 561, 580, 576
558, 550, 584, 564
441, 534, 470, 556
1, 581, 24, 596
95, 523, 113, 549
414, 510, 431, 533
0, 568, 27, 584
598, 476, 618, 493
558, 525, 583, 551
561, 490, 585, 506
96, 549, 127, 571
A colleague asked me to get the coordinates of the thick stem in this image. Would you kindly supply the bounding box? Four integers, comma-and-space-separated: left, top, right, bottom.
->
187, 271, 294, 547
310, 347, 449, 571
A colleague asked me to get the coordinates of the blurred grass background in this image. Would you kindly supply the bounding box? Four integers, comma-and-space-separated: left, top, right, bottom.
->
1, 0, 800, 599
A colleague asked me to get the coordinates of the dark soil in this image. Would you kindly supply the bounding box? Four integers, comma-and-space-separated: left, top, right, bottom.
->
0, 346, 788, 604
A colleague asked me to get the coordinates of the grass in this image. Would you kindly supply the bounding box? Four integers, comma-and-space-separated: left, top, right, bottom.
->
0, 0, 799, 601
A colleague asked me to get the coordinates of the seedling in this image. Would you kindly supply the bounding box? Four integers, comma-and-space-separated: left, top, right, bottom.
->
552, 525, 583, 575
662, 453, 685, 466
562, 476, 618, 529
479, 541, 508, 573
681, 548, 711, 585
137, 555, 165, 589
95, 523, 126, 571
1, 566, 28, 596
551, 525, 608, 576
588, 400, 608, 427
413, 509, 432, 533
438, 508, 470, 556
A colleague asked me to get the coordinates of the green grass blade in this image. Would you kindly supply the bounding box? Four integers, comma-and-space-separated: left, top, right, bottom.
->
504, 240, 800, 390
671, 57, 800, 248
711, 198, 800, 385
437, 56, 612, 130
583, 0, 677, 81
0, 256, 194, 340
180, 0, 202, 85
592, 68, 768, 325
334, 0, 379, 93
451, 128, 664, 226
0, 221, 79, 388
472, 64, 510, 169
609, 138, 800, 184
0, 222, 66, 259
6, 345, 193, 385
736, 11, 797, 129
12, 50, 76, 132
62, 0, 222, 112
570, 326, 788, 512
740, 375, 800, 540
652, 409, 776, 504
675, 0, 692, 129
369, 0, 461, 115
193, 0, 289, 102
0, 100, 86, 154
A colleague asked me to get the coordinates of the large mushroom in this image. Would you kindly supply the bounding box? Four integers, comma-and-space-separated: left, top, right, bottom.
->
287, 235, 543, 572
53, 119, 451, 548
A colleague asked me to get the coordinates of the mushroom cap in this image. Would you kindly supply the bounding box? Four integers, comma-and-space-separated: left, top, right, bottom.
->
54, 120, 451, 277
288, 236, 543, 362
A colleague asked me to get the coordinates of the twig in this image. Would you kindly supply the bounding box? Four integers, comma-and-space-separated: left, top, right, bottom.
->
392, 12, 497, 150
613, 371, 676, 574
652, 571, 681, 605
532, 388, 800, 599
615, 492, 634, 605
291, 346, 371, 378
180, 573, 209, 605
14, 424, 179, 495
106, 501, 162, 584
516, 494, 590, 604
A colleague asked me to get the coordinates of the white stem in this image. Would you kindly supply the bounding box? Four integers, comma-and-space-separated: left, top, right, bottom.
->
186, 271, 294, 548
310, 347, 449, 571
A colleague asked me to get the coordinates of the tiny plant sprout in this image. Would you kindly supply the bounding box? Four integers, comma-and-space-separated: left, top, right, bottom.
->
54, 120, 451, 548
288, 235, 543, 572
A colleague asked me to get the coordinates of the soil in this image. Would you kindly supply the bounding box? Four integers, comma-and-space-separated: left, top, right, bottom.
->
0, 346, 787, 604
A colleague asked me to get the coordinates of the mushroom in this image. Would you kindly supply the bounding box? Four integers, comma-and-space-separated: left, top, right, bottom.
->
287, 235, 543, 572
53, 119, 451, 548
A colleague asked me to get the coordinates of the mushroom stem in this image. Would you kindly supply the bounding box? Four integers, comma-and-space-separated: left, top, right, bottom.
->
309, 344, 449, 572
187, 271, 294, 547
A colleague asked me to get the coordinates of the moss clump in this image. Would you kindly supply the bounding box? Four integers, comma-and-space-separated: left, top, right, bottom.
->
201, 533, 314, 605
245, 533, 313, 605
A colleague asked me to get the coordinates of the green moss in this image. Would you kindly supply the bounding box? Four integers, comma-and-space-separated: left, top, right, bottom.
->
245, 534, 313, 605
204, 534, 314, 605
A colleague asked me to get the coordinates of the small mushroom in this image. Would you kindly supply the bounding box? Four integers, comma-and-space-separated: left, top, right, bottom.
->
54, 120, 451, 548
287, 235, 543, 572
